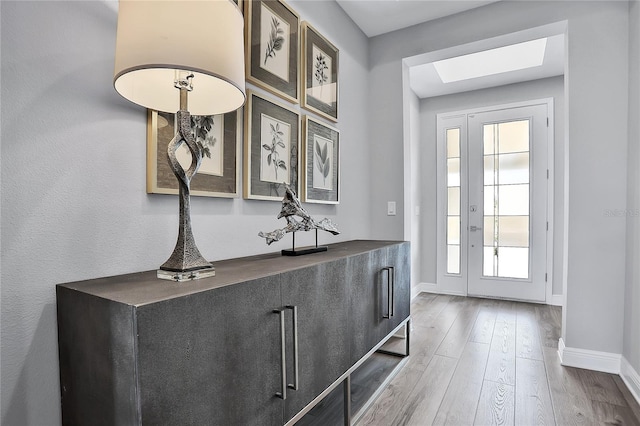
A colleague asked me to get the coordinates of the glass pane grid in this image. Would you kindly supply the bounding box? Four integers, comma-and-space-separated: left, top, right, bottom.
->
446, 127, 461, 275
481, 120, 531, 280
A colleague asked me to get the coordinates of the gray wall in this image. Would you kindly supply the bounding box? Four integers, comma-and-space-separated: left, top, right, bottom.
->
408, 90, 422, 292
418, 76, 565, 296
0, 1, 369, 424
624, 0, 640, 379
369, 1, 629, 355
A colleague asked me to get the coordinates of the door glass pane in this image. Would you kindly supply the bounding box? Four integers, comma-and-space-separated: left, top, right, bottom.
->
448, 187, 460, 215
498, 152, 530, 184
447, 245, 460, 274
498, 216, 529, 247
497, 247, 529, 279
446, 127, 461, 275
484, 186, 496, 215
483, 216, 496, 246
447, 158, 460, 187
484, 124, 496, 155
447, 216, 460, 245
484, 156, 495, 185
482, 118, 531, 280
483, 247, 496, 277
498, 120, 529, 153
447, 128, 460, 158
498, 184, 529, 216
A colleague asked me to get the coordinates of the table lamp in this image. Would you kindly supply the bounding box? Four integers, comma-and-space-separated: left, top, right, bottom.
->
113, 0, 246, 282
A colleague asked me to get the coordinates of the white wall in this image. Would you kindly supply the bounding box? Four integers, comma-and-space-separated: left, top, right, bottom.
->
418, 76, 565, 295
369, 1, 629, 355
0, 1, 370, 424
624, 0, 640, 384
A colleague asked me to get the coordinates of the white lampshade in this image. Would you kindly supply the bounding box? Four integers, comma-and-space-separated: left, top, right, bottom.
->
114, 0, 246, 116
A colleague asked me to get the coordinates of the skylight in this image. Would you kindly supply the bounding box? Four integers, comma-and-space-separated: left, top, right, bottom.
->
433, 38, 548, 83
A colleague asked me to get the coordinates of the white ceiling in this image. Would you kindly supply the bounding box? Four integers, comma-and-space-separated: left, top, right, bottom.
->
335, 0, 501, 38
335, 1, 566, 98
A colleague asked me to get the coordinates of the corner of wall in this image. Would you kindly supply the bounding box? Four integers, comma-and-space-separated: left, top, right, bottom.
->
558, 338, 622, 374
621, 356, 640, 407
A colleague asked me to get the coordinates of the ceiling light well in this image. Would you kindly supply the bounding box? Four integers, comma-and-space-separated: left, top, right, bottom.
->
433, 38, 548, 83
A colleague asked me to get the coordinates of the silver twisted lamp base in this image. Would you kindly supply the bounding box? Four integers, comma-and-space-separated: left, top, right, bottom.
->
157, 100, 215, 282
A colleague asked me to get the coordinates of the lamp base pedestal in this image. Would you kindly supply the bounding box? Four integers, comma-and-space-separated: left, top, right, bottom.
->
157, 266, 216, 282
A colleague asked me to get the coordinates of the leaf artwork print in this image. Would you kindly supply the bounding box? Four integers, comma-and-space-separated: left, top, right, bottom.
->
262, 122, 287, 181
312, 135, 333, 191
191, 115, 217, 159
259, 5, 290, 82
309, 44, 333, 106
315, 140, 330, 185
176, 114, 224, 176
264, 16, 285, 65
314, 53, 329, 87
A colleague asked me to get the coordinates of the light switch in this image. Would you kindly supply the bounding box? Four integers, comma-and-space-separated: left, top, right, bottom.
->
387, 201, 396, 216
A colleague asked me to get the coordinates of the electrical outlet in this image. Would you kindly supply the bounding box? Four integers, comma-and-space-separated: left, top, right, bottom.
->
387, 201, 396, 216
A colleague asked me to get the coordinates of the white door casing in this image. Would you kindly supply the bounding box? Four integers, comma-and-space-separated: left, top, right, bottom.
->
436, 100, 552, 302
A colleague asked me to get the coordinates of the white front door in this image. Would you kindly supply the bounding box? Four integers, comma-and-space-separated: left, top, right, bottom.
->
436, 101, 550, 302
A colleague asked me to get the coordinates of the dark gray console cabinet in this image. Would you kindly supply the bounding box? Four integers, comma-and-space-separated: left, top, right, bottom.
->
56, 240, 410, 425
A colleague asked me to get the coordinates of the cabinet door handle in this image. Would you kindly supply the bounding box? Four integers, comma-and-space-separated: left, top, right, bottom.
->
382, 267, 392, 319
273, 308, 287, 400
285, 305, 299, 391
389, 266, 395, 317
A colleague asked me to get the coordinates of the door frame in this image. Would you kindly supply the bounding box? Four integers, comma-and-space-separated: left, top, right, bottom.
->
435, 98, 555, 303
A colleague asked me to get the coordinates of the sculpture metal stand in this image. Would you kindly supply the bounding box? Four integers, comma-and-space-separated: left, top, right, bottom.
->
157, 75, 215, 282
259, 184, 340, 256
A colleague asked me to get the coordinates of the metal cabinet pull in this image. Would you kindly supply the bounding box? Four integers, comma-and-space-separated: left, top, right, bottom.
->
389, 266, 395, 317
273, 308, 287, 400
285, 305, 299, 390
382, 267, 392, 319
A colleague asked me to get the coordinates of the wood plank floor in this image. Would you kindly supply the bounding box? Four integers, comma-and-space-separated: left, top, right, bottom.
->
358, 294, 640, 426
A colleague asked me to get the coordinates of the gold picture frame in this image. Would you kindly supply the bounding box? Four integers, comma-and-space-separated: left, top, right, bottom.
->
244, 90, 300, 201
147, 109, 241, 198
301, 116, 340, 204
245, 0, 300, 104
301, 22, 338, 122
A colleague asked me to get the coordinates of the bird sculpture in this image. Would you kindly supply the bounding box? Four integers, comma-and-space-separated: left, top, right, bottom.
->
259, 184, 339, 246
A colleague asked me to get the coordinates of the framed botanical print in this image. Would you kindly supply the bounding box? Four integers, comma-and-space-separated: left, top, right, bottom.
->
301, 116, 339, 204
245, 0, 299, 104
244, 91, 300, 201
301, 22, 338, 122
147, 109, 241, 198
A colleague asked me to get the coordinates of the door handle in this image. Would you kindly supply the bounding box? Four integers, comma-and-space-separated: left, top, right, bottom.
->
469, 225, 482, 232
382, 267, 393, 319
285, 305, 299, 391
389, 266, 395, 317
273, 308, 287, 400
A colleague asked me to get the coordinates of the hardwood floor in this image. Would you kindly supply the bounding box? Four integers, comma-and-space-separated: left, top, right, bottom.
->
358, 294, 640, 426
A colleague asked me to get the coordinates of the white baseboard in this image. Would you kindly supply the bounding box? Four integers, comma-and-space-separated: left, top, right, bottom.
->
415, 282, 466, 297
557, 338, 621, 374
548, 294, 563, 306
621, 356, 640, 407
412, 282, 437, 299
